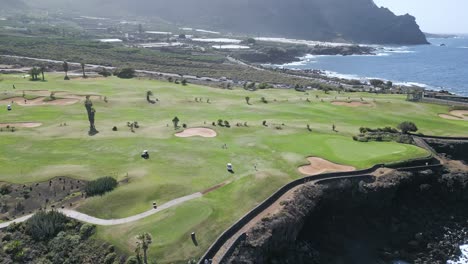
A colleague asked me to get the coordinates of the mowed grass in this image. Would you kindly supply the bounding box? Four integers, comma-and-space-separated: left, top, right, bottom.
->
0, 74, 466, 263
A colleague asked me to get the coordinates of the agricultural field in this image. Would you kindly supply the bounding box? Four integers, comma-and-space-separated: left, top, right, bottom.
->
0, 74, 466, 263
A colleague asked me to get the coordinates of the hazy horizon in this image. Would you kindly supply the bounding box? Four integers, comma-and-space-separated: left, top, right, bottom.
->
374, 0, 468, 34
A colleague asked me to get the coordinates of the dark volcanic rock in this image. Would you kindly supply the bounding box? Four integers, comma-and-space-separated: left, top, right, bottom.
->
227, 167, 468, 264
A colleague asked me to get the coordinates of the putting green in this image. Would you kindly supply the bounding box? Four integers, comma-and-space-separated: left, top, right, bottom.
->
0, 74, 466, 263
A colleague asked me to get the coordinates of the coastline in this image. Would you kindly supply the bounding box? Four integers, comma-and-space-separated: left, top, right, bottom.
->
264, 36, 468, 96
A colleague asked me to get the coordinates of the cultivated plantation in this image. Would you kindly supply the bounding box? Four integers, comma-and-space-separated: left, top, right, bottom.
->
0, 74, 466, 263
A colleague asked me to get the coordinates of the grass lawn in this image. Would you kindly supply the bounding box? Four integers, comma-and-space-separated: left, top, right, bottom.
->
0, 73, 466, 263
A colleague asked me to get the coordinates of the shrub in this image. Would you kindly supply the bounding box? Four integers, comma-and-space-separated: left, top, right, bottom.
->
85, 177, 118, 197
98, 68, 112, 77
125, 256, 139, 264
398, 121, 418, 134
0, 184, 11, 195
114, 68, 136, 79
79, 224, 96, 239
104, 253, 117, 264
25, 211, 69, 241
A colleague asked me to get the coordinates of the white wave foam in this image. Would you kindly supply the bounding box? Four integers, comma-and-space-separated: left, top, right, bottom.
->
192, 38, 241, 43
255, 37, 354, 47
448, 245, 468, 264
195, 29, 220, 34
212, 45, 250, 50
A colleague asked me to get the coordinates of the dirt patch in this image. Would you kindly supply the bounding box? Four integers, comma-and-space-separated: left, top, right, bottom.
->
0, 97, 79, 106
331, 101, 374, 107
439, 110, 468, 121
0, 177, 87, 222
0, 122, 42, 128
202, 182, 228, 194
175, 127, 217, 138
298, 157, 356, 176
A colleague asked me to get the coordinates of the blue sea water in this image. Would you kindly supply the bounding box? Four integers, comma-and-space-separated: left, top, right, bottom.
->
281, 36, 468, 96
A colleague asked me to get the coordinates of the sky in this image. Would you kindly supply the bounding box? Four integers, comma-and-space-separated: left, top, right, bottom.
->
374, 0, 468, 34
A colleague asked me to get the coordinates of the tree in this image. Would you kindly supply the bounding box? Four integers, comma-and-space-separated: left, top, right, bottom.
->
80, 62, 86, 78
181, 79, 188, 86
40, 66, 46, 81
245, 96, 250, 105
63, 61, 69, 80
398, 121, 418, 134
386, 81, 393, 88
136, 233, 152, 264
84, 96, 98, 135
172, 117, 180, 129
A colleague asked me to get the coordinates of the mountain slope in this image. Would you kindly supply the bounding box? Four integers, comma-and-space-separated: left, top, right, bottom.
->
29, 0, 428, 44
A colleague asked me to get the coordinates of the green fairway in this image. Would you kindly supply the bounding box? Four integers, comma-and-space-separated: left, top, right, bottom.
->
0, 74, 466, 263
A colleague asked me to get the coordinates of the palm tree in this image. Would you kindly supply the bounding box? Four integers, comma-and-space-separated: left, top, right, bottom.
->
40, 66, 46, 81
63, 61, 69, 80
146, 91, 153, 102
134, 242, 142, 264
80, 62, 86, 78
172, 116, 180, 129
136, 233, 152, 264
29, 67, 42, 81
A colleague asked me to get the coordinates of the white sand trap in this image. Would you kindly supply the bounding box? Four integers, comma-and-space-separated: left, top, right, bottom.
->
175, 128, 217, 138
0, 122, 42, 128
331, 101, 374, 107
298, 157, 356, 176
0, 97, 79, 106
439, 110, 468, 121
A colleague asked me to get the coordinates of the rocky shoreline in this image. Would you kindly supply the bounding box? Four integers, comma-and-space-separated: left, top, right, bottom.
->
233, 44, 375, 65
226, 161, 468, 264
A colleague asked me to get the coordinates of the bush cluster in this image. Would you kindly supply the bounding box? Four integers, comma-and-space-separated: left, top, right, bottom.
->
353, 126, 413, 144
25, 211, 69, 241
85, 177, 118, 197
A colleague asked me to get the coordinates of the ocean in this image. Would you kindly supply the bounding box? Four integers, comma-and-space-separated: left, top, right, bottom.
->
280, 36, 468, 96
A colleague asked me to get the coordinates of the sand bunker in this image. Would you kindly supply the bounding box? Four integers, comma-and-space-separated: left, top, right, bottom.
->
175, 128, 217, 138
0, 97, 79, 106
298, 157, 356, 176
438, 110, 468, 121
331, 101, 374, 107
0, 122, 42, 128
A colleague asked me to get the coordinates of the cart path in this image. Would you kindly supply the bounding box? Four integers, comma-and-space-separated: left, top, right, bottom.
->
0, 192, 202, 229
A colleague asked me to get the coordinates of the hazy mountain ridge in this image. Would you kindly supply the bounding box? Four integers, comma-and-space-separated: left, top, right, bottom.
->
1, 0, 28, 11
24, 0, 428, 44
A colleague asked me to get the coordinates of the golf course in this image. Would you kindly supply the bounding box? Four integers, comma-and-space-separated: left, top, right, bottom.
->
0, 73, 467, 263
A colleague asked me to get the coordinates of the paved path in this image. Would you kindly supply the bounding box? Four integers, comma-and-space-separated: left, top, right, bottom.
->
0, 192, 202, 229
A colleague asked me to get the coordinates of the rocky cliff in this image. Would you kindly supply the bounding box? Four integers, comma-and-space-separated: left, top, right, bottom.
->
226, 165, 468, 263
36, 0, 428, 45
130, 0, 428, 44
